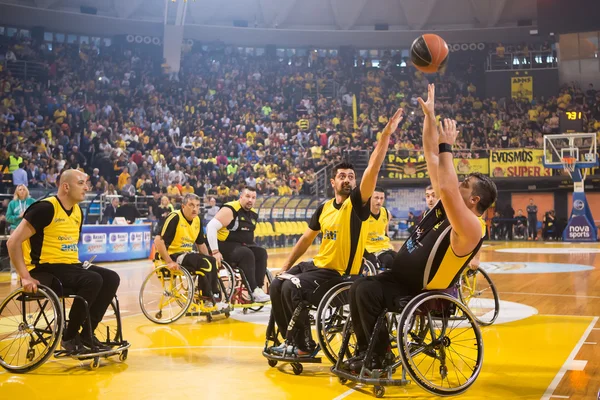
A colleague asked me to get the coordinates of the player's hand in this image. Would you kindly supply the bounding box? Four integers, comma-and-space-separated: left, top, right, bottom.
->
212, 252, 223, 268
22, 276, 40, 293
277, 263, 291, 276
417, 84, 435, 118
381, 108, 404, 136
167, 261, 180, 271
439, 118, 458, 146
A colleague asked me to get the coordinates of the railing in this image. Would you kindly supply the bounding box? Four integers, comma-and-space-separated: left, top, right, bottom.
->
2, 60, 47, 81
311, 163, 332, 198
486, 50, 558, 71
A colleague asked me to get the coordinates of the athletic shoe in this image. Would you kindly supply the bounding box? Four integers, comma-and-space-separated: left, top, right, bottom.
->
61, 334, 89, 354
253, 288, 270, 303
81, 333, 112, 352
269, 343, 294, 355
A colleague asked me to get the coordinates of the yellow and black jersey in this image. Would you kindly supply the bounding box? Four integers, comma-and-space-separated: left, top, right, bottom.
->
217, 200, 258, 245
160, 210, 204, 256
309, 187, 371, 276
393, 200, 485, 290
22, 196, 82, 268
365, 207, 393, 254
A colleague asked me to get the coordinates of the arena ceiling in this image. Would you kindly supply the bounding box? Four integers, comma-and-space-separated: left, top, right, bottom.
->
0, 0, 537, 30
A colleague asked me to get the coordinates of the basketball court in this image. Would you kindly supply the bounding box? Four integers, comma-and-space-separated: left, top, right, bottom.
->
1, 241, 598, 399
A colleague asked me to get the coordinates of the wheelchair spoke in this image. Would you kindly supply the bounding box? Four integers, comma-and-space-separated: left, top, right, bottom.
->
446, 346, 468, 385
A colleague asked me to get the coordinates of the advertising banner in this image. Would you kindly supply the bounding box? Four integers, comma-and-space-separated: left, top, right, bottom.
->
489, 149, 552, 177
454, 158, 490, 176
511, 76, 533, 101
564, 191, 597, 241
79, 224, 152, 263
381, 154, 429, 179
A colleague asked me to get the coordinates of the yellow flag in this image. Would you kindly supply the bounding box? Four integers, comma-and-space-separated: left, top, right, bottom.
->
352, 94, 358, 129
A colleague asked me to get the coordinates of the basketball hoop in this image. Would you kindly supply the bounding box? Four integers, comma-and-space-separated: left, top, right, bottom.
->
562, 157, 577, 174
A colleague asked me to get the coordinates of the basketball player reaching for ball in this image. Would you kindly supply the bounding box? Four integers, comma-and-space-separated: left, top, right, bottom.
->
346, 84, 497, 371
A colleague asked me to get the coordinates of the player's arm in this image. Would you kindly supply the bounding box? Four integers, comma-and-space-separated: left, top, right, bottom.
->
205, 206, 234, 264
6, 202, 54, 292
280, 204, 323, 273
468, 251, 480, 270
155, 213, 179, 270
437, 119, 482, 255
418, 84, 440, 195
359, 108, 404, 204
195, 220, 211, 257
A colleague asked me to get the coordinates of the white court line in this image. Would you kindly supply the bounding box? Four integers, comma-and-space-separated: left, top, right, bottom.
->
129, 345, 263, 352
549, 396, 570, 399
500, 292, 600, 300
568, 360, 587, 371
333, 385, 362, 400
583, 342, 597, 345
541, 316, 598, 400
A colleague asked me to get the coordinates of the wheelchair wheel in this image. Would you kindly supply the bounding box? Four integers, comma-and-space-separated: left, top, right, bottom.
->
95, 299, 122, 346
459, 267, 499, 326
218, 261, 236, 303
398, 292, 483, 396
360, 259, 377, 276
316, 282, 354, 364
0, 286, 63, 373
139, 265, 194, 324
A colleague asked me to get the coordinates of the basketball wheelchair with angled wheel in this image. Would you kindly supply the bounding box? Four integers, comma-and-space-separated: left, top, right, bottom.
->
139, 258, 232, 324
331, 291, 484, 397
262, 261, 378, 375
219, 260, 273, 314
0, 272, 130, 373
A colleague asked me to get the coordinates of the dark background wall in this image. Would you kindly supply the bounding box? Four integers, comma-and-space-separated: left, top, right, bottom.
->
484, 69, 560, 100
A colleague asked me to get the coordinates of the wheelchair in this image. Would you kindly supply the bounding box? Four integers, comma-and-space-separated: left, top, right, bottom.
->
139, 258, 232, 324
262, 261, 376, 375
331, 291, 483, 397
0, 272, 130, 373
458, 267, 500, 326
219, 260, 273, 314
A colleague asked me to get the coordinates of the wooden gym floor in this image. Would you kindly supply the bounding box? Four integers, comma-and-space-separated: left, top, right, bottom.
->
0, 241, 599, 399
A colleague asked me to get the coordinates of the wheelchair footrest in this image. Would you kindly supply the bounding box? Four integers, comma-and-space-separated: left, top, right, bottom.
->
55, 342, 131, 360
262, 351, 322, 364
331, 367, 410, 387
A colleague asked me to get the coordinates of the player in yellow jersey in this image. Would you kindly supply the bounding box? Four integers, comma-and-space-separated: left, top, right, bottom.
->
7, 169, 120, 353
363, 187, 396, 271
267, 108, 405, 357
346, 84, 498, 371
206, 187, 270, 303
154, 193, 226, 311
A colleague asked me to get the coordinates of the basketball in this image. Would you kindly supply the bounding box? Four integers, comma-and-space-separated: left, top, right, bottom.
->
410, 33, 449, 73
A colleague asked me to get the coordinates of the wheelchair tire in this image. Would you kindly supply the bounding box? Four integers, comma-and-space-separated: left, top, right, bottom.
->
361, 259, 377, 276
139, 266, 194, 324
0, 286, 64, 373
93, 299, 122, 347
316, 281, 353, 364
459, 267, 500, 326
398, 292, 484, 396
218, 261, 236, 304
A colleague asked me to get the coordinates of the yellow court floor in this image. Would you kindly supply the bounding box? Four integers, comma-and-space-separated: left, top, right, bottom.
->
1, 241, 599, 400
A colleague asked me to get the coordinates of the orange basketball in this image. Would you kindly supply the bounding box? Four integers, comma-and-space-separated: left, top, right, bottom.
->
410, 34, 449, 74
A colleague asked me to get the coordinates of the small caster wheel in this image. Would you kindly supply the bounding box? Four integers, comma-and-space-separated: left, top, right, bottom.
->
155, 311, 162, 319
374, 386, 385, 398
292, 363, 303, 375
90, 357, 100, 370
206, 314, 213, 322
26, 348, 35, 361
268, 359, 277, 367
225, 312, 230, 318
338, 377, 347, 384
242, 308, 248, 315
439, 364, 448, 379
119, 350, 128, 362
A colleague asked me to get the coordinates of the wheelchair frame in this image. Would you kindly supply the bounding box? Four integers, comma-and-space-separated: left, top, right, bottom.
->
0, 275, 130, 373
331, 291, 484, 398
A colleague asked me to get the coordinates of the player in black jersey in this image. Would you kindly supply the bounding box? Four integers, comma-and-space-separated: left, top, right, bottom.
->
347, 84, 498, 370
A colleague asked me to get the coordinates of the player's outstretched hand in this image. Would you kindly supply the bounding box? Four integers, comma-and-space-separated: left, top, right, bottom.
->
382, 108, 404, 136
439, 118, 458, 146
417, 84, 435, 118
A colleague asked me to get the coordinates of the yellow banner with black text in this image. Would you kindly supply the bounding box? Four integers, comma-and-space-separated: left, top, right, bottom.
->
489, 149, 552, 177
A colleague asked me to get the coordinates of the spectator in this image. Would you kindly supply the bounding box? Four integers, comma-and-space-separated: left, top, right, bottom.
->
6, 185, 35, 233
102, 197, 120, 224
115, 196, 141, 224
12, 163, 28, 189
526, 199, 538, 240
514, 209, 527, 239
121, 177, 136, 197
204, 197, 220, 224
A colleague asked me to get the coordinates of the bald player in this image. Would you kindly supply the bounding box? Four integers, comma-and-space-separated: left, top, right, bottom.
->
7, 169, 120, 353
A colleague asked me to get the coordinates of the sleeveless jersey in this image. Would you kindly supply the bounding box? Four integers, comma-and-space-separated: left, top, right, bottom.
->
23, 196, 82, 267
392, 200, 486, 290
161, 210, 203, 255
309, 188, 370, 275
365, 207, 393, 254
217, 200, 258, 244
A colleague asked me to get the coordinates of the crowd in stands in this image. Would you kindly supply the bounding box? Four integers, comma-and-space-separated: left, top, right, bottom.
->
0, 34, 599, 212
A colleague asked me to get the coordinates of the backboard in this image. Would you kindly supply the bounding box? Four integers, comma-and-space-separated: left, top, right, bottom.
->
543, 133, 598, 171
